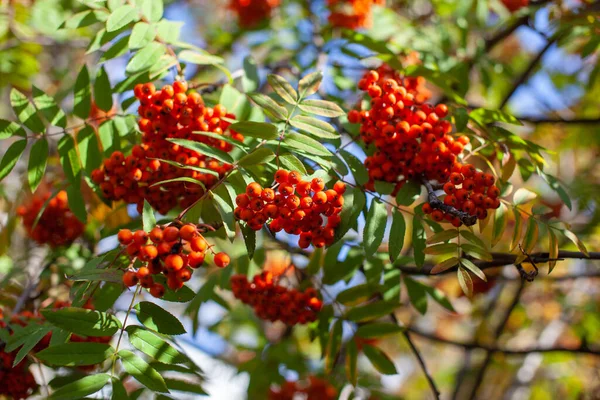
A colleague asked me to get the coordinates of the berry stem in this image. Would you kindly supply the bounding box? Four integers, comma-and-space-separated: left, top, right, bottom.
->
420, 176, 478, 226
111, 285, 141, 377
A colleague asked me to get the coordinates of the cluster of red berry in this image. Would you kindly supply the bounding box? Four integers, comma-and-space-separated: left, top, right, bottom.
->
348, 65, 501, 226
502, 0, 529, 12
0, 351, 37, 400
229, 0, 281, 28
327, 0, 385, 29
230, 272, 323, 325
119, 224, 230, 297
423, 167, 501, 226
269, 376, 337, 400
16, 189, 84, 248
234, 170, 346, 248
91, 81, 243, 215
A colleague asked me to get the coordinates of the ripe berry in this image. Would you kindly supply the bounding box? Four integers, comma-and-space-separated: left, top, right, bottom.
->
150, 283, 165, 298
214, 252, 230, 268
179, 224, 197, 241
123, 271, 139, 287
118, 229, 133, 245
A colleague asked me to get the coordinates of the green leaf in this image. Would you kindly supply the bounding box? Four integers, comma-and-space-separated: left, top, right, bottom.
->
135, 301, 185, 335
126, 42, 166, 74
412, 217, 426, 267
374, 181, 395, 195
111, 377, 129, 400
363, 199, 387, 257
336, 283, 378, 305
12, 326, 52, 366
362, 344, 397, 375
10, 89, 45, 132
511, 209, 523, 251
298, 99, 345, 117
77, 126, 102, 174
389, 209, 406, 263
240, 223, 256, 260
454, 107, 468, 132
396, 182, 421, 206
211, 186, 236, 239
155, 20, 183, 44
106, 5, 136, 32
345, 301, 398, 322
461, 243, 493, 261
548, 229, 558, 273
160, 284, 195, 303
346, 340, 358, 386
242, 56, 259, 92
164, 378, 206, 395
67, 184, 88, 223
118, 349, 169, 393
340, 149, 368, 185
167, 138, 233, 164
247, 93, 288, 121
27, 138, 48, 191
129, 21, 155, 49
563, 230, 589, 257
41, 307, 121, 337
404, 276, 428, 314
100, 35, 130, 62
491, 202, 508, 247
356, 322, 403, 339
126, 326, 186, 364
430, 257, 459, 274
0, 119, 25, 140
278, 153, 307, 175
522, 218, 539, 253
325, 319, 342, 373
460, 259, 487, 281
426, 229, 458, 244
58, 136, 82, 183
333, 187, 366, 244
32, 86, 67, 128
457, 267, 473, 297
230, 121, 279, 140
238, 147, 275, 167
459, 229, 489, 251
298, 71, 323, 99
73, 66, 92, 119
178, 50, 224, 65
49, 374, 110, 400
140, 0, 163, 22
94, 67, 113, 112
424, 243, 458, 255
267, 74, 298, 104
284, 132, 331, 157
290, 115, 339, 139
142, 200, 156, 232
36, 342, 112, 366
63, 9, 109, 29
513, 188, 537, 205
470, 108, 523, 126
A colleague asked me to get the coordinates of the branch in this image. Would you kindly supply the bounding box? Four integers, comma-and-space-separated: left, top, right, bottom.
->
420, 176, 477, 226
407, 327, 600, 356
518, 116, 600, 125
397, 251, 599, 275
498, 32, 564, 109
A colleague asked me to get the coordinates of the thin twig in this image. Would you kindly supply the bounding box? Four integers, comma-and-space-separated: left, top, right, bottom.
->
420, 176, 477, 226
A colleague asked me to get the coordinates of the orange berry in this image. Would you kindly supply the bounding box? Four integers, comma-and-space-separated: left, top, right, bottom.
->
163, 226, 180, 242
173, 80, 188, 94
333, 181, 346, 195
165, 254, 184, 271
133, 230, 148, 245
236, 194, 250, 208
179, 224, 197, 241
177, 268, 192, 282
167, 276, 184, 291
313, 191, 327, 205
190, 236, 207, 252
118, 229, 133, 245
149, 227, 163, 243
188, 251, 205, 268
123, 271, 139, 287
311, 178, 325, 192
274, 169, 289, 184
246, 182, 263, 198
214, 252, 230, 268
140, 245, 158, 261
149, 283, 165, 298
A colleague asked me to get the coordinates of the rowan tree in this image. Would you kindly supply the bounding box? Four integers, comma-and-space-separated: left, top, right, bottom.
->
0, 0, 598, 399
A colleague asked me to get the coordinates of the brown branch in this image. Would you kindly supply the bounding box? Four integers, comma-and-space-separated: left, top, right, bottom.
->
420, 176, 477, 226
397, 251, 599, 275
466, 281, 526, 399
407, 327, 600, 356
518, 116, 600, 125
498, 32, 565, 109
